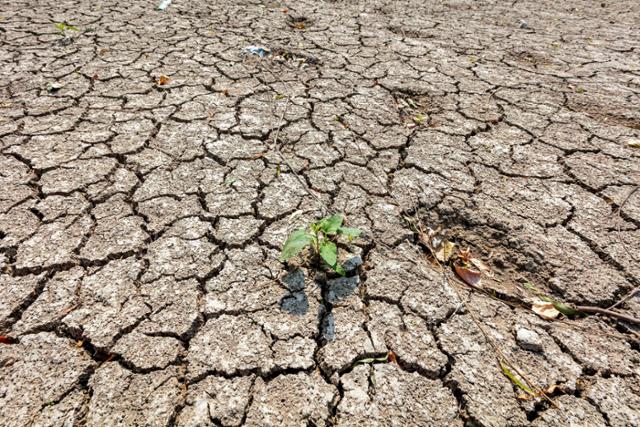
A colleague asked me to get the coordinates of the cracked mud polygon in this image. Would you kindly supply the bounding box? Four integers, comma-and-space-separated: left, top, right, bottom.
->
1, 0, 639, 426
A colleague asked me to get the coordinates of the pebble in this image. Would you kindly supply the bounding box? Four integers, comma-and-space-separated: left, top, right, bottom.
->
516, 328, 543, 352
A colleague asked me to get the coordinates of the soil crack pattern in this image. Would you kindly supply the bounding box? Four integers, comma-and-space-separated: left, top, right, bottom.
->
1, 0, 639, 426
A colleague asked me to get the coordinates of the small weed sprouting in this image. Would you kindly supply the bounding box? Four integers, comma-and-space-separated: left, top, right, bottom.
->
54, 22, 79, 33
280, 214, 360, 275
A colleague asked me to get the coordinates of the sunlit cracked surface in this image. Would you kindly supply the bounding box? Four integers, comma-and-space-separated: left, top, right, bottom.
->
1, 0, 639, 425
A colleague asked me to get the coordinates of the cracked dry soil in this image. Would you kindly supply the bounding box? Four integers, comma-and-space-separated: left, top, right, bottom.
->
1, 0, 639, 426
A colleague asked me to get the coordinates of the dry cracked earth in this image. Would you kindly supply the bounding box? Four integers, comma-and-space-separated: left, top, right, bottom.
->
1, 0, 640, 426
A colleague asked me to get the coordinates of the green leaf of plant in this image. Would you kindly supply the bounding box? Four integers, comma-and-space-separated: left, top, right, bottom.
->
318, 214, 343, 235
552, 301, 581, 317
540, 295, 581, 317
499, 361, 534, 395
280, 229, 313, 261
55, 22, 78, 32
354, 356, 388, 365
334, 263, 346, 276
338, 226, 361, 241
369, 365, 377, 388
319, 239, 338, 268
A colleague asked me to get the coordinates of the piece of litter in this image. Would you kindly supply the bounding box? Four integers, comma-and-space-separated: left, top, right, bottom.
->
518, 19, 529, 29
532, 300, 560, 320
156, 75, 170, 85
47, 82, 63, 93
157, 0, 172, 11
244, 46, 270, 58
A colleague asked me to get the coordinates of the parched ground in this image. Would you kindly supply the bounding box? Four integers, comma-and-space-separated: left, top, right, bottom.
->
1, 0, 639, 425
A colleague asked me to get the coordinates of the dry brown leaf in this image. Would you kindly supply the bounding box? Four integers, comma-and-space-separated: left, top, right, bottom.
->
417, 230, 430, 248
387, 351, 397, 364
156, 75, 170, 85
458, 247, 472, 264
532, 300, 560, 320
223, 88, 230, 97
294, 22, 305, 30
0, 335, 15, 344
470, 257, 493, 277
454, 262, 482, 288
435, 240, 456, 262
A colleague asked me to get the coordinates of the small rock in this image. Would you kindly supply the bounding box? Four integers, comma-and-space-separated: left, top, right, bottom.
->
326, 276, 360, 303
282, 268, 305, 292
516, 328, 543, 352
343, 256, 363, 272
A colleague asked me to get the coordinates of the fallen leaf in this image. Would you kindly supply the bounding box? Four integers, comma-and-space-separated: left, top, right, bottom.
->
470, 257, 493, 277
454, 262, 482, 288
156, 75, 170, 85
500, 360, 535, 396
386, 351, 397, 364
551, 301, 581, 317
435, 240, 456, 262
518, 383, 559, 400
370, 365, 377, 387
354, 355, 390, 365
294, 22, 305, 30
0, 335, 15, 344
92, 73, 99, 80
627, 140, 640, 148
532, 300, 560, 320
223, 88, 230, 97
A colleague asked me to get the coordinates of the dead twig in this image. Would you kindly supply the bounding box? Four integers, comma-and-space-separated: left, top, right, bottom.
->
608, 285, 640, 310
575, 305, 640, 325
615, 185, 639, 213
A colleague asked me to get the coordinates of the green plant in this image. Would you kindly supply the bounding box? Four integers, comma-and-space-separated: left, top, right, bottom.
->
54, 22, 79, 33
280, 214, 360, 275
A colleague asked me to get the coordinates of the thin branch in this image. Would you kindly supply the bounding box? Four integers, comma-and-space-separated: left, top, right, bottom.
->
608, 284, 640, 310
575, 306, 640, 325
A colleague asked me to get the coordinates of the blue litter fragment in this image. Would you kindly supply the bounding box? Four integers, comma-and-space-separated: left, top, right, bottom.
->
157, 0, 172, 11
244, 46, 270, 58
